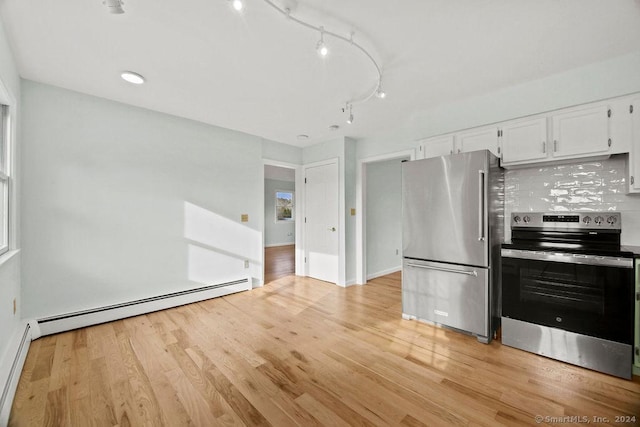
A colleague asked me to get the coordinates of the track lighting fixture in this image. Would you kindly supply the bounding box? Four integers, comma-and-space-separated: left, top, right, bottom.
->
103, 0, 124, 14
234, 0, 386, 124
346, 104, 354, 124
316, 27, 328, 57
231, 0, 244, 12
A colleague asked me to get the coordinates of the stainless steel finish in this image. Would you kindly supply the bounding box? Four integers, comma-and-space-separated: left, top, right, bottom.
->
510, 211, 622, 230
402, 150, 492, 267
406, 262, 477, 277
502, 317, 633, 379
608, 138, 612, 147
478, 170, 485, 242
401, 150, 503, 343
501, 248, 633, 268
403, 259, 489, 340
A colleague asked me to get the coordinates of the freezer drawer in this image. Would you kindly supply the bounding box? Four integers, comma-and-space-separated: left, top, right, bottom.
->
402, 258, 489, 338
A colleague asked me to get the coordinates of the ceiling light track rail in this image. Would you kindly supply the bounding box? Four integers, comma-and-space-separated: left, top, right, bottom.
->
255, 0, 386, 121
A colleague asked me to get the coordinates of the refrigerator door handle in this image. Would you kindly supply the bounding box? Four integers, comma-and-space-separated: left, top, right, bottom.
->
478, 170, 485, 241
406, 262, 478, 277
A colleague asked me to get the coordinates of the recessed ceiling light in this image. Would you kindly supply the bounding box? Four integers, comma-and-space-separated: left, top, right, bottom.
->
121, 71, 145, 85
296, 134, 309, 140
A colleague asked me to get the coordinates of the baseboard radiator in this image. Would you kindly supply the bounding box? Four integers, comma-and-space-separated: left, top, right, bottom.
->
33, 277, 252, 338
0, 323, 31, 426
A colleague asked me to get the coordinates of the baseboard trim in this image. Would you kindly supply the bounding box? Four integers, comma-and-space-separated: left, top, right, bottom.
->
0, 322, 31, 426
36, 277, 252, 337
367, 266, 401, 281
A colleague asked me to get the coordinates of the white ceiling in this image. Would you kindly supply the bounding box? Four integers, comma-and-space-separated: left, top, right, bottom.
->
1, 0, 639, 147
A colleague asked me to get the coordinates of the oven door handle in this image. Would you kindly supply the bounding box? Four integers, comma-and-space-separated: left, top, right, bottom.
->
406, 262, 478, 277
501, 249, 633, 268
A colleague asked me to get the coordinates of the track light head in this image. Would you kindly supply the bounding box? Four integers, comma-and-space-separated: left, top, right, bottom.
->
346, 104, 354, 124
317, 27, 328, 57
231, 0, 244, 12
103, 0, 124, 14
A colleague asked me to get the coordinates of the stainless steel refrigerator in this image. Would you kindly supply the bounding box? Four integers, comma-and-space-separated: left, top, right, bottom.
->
401, 149, 503, 343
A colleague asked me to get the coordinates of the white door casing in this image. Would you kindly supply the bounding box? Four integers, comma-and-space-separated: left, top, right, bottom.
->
305, 161, 339, 284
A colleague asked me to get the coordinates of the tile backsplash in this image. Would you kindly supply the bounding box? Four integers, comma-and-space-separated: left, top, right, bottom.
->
504, 154, 640, 245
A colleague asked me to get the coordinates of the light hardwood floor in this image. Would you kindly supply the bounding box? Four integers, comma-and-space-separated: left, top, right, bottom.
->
9, 272, 640, 426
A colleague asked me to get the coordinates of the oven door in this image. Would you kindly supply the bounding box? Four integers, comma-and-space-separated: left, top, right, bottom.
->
501, 249, 634, 345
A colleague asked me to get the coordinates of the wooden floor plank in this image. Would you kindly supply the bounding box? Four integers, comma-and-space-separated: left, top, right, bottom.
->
9, 273, 640, 426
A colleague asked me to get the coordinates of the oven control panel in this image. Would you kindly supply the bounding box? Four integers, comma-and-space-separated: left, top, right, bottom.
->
511, 212, 621, 230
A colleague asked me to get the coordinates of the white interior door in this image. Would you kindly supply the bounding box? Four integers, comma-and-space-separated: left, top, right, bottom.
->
305, 161, 339, 284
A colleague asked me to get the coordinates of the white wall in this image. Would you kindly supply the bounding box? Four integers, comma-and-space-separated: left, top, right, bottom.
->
20, 80, 273, 319
505, 155, 640, 245
264, 178, 295, 247
365, 158, 404, 279
0, 16, 22, 383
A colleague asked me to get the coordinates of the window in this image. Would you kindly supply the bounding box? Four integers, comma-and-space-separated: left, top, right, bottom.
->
0, 104, 8, 255
275, 190, 294, 222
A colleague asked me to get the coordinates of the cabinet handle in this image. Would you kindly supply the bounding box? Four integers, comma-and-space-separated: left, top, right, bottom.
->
457, 149, 461, 154
632, 176, 635, 185
554, 140, 558, 152
608, 138, 612, 147
542, 141, 546, 153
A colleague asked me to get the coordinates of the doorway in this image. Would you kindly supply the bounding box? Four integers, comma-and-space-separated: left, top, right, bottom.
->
356, 149, 415, 284
264, 164, 296, 283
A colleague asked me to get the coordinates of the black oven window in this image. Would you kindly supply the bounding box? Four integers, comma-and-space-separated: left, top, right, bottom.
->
520, 263, 603, 314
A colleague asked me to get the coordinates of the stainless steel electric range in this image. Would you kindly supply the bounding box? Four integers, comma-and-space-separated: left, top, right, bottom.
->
501, 212, 635, 379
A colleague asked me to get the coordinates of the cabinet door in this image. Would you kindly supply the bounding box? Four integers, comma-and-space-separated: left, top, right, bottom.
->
418, 135, 454, 159
456, 127, 499, 157
630, 99, 640, 192
501, 118, 548, 165
551, 105, 610, 159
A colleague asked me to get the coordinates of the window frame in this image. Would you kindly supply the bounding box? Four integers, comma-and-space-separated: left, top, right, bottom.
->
274, 189, 295, 223
0, 103, 9, 256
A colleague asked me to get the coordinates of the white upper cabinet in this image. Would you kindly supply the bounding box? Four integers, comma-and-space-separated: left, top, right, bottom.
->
629, 99, 640, 193
415, 93, 637, 169
551, 104, 610, 159
456, 126, 500, 157
417, 134, 455, 160
501, 118, 548, 165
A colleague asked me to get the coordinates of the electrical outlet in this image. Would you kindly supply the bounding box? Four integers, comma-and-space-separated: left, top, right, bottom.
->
244, 260, 249, 269
13, 298, 16, 315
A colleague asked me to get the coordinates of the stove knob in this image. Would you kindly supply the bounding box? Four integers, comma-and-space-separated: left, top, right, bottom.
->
523, 215, 531, 223
513, 215, 521, 223
594, 216, 604, 225
607, 216, 618, 225
582, 216, 591, 224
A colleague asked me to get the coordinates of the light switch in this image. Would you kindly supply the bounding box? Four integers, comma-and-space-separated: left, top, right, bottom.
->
241, 214, 249, 222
